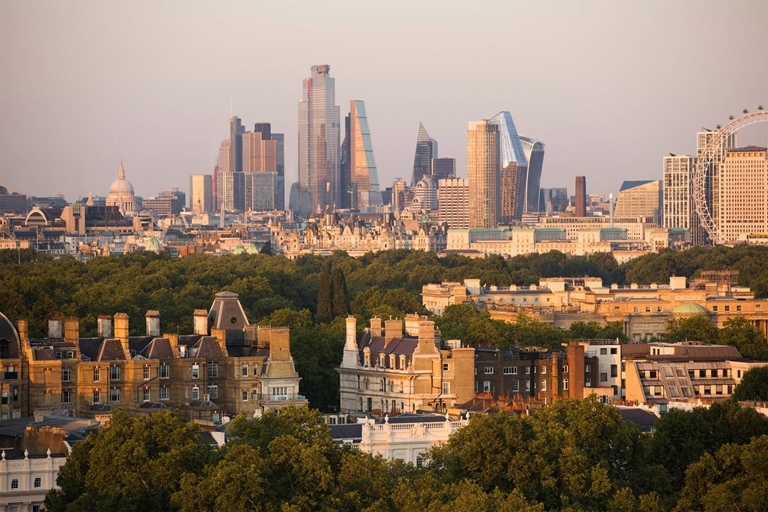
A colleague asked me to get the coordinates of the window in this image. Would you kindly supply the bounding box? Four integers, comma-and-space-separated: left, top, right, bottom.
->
34, 477, 42, 488
562, 365, 569, 373
525, 367, 531, 374
62, 368, 71, 382
504, 367, 517, 375
416, 456, 423, 468
586, 378, 592, 387
483, 381, 491, 392
525, 381, 531, 392
712, 369, 719, 377
143, 366, 150, 380
11, 478, 18, 489
252, 389, 258, 400
242, 390, 248, 401
600, 372, 608, 382
442, 382, 450, 394
600, 348, 607, 355
724, 305, 730, 312
241, 364, 249, 377
563, 379, 569, 390
713, 306, 718, 312
668, 387, 679, 397
192, 364, 199, 379
639, 370, 646, 379
646, 307, 651, 313
192, 386, 199, 400
143, 387, 150, 402
541, 380, 547, 392
484, 367, 494, 374
207, 385, 218, 400
110, 365, 120, 381
736, 305, 742, 312
649, 370, 657, 379
611, 348, 617, 355
512, 381, 519, 392
682, 387, 691, 397
662, 367, 673, 377
62, 390, 71, 403
703, 385, 711, 395
443, 363, 449, 371
716, 385, 723, 395
611, 365, 617, 378
110, 387, 120, 402
93, 389, 100, 404
541, 366, 547, 375
160, 364, 169, 379
585, 365, 591, 372
160, 386, 169, 400
208, 362, 218, 378
643, 386, 650, 396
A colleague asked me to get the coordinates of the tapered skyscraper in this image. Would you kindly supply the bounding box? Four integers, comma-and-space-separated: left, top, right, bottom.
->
347, 100, 382, 208
489, 112, 528, 223
411, 123, 438, 186
298, 64, 340, 215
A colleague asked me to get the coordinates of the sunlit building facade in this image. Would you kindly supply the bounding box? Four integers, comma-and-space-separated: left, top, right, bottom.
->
663, 155, 705, 246
613, 180, 663, 225
348, 100, 382, 208
189, 175, 213, 215
467, 120, 500, 228
718, 146, 768, 242
437, 178, 469, 229
489, 112, 528, 223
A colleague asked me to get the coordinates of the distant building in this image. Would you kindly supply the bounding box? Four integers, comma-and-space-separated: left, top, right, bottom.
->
391, 179, 406, 212
242, 123, 284, 211
106, 161, 137, 216
718, 146, 768, 242
411, 123, 438, 186
190, 174, 213, 214
410, 177, 437, 211
575, 176, 586, 217
431, 158, 456, 181
467, 120, 500, 228
347, 100, 382, 208
490, 112, 528, 223
696, 129, 737, 234
519, 136, 545, 213
142, 188, 185, 217
539, 188, 568, 214
437, 178, 469, 229
663, 155, 705, 245
613, 180, 663, 225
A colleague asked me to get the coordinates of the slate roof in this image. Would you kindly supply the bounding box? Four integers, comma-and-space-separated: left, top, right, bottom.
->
194, 337, 224, 359
618, 407, 658, 432
330, 423, 363, 441
142, 338, 175, 359
96, 338, 127, 361
0, 312, 20, 359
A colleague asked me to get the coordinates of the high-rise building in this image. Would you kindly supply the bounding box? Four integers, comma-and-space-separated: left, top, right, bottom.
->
489, 112, 528, 223
411, 123, 438, 186
189, 175, 213, 214
718, 146, 768, 242
242, 123, 284, 211
348, 100, 382, 209
467, 120, 500, 228
216, 140, 234, 211
340, 115, 351, 208
230, 117, 245, 211
519, 136, 545, 213
298, 64, 340, 215
272, 133, 285, 210
437, 178, 469, 229
391, 179, 406, 212
539, 188, 568, 214
613, 180, 663, 224
663, 155, 705, 245
575, 176, 587, 217
431, 158, 456, 180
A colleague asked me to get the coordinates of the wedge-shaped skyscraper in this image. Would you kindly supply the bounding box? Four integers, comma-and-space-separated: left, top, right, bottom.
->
411, 122, 438, 186
345, 100, 382, 208
489, 112, 528, 223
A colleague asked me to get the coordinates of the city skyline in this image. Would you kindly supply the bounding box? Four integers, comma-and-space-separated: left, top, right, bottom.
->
1, 1, 766, 203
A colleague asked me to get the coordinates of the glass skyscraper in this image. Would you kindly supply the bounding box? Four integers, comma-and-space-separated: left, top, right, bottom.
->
411, 122, 438, 186
519, 136, 545, 213
348, 100, 382, 208
467, 120, 500, 228
299, 65, 340, 215
489, 112, 528, 223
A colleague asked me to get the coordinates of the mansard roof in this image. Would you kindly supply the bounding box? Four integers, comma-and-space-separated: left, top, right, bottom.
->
193, 336, 224, 359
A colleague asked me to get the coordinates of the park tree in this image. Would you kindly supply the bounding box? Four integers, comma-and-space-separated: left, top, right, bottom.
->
718, 316, 768, 360
317, 270, 334, 323
664, 315, 719, 344
44, 410, 212, 512
331, 266, 349, 317
732, 365, 768, 401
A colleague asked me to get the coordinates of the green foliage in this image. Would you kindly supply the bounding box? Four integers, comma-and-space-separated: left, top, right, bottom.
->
317, 270, 333, 323
44, 410, 212, 512
732, 366, 768, 401
664, 315, 719, 344
718, 316, 768, 360
331, 267, 349, 318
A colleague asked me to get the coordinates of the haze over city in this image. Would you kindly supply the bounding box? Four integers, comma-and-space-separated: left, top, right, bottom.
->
1, 0, 766, 202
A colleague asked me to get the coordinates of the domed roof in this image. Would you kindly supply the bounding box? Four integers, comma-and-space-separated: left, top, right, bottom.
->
232, 243, 246, 255
415, 177, 436, 189
145, 236, 160, 249
109, 160, 135, 195
246, 243, 259, 254
673, 302, 708, 314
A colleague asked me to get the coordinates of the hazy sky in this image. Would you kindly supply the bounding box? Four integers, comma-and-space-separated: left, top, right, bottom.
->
1, 0, 767, 203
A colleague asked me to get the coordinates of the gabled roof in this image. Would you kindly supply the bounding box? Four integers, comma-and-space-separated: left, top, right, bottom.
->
96, 338, 126, 361
194, 337, 224, 359
142, 338, 175, 359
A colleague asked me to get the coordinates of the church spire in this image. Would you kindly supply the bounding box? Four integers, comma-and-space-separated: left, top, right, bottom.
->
118, 159, 125, 180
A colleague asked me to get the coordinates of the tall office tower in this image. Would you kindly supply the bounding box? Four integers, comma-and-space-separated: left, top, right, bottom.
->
489, 112, 528, 223
272, 133, 285, 209
664, 155, 705, 245
340, 115, 351, 208
613, 180, 663, 224
431, 158, 456, 180
539, 188, 568, 214
216, 140, 234, 210
696, 130, 738, 234
437, 178, 470, 228
519, 136, 545, 213
467, 120, 500, 228
718, 146, 768, 242
392, 179, 406, 211
348, 100, 382, 208
298, 64, 340, 215
243, 123, 282, 211
230, 116, 245, 211
411, 122, 438, 186
190, 174, 213, 214
575, 176, 586, 217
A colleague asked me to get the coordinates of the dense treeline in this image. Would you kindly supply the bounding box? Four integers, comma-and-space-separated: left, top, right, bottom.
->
3, 246, 768, 410
45, 397, 768, 512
